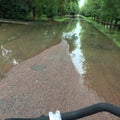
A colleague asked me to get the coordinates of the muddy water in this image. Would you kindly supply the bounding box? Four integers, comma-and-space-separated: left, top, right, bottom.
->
0, 22, 65, 77
62, 20, 120, 105
0, 20, 120, 105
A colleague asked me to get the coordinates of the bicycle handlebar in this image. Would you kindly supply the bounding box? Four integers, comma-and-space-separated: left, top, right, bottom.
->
5, 102, 120, 120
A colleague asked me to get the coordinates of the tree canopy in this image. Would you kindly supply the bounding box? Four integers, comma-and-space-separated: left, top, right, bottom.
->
0, 0, 80, 20
80, 0, 120, 29
0, 0, 28, 19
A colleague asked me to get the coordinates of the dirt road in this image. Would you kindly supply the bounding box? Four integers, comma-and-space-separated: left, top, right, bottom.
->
0, 41, 119, 120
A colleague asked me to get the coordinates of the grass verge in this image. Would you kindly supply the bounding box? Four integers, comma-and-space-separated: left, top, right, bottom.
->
53, 16, 67, 22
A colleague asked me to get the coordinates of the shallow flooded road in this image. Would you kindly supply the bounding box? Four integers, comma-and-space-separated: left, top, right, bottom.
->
0, 20, 120, 119
0, 20, 120, 104
62, 20, 120, 105
0, 22, 64, 77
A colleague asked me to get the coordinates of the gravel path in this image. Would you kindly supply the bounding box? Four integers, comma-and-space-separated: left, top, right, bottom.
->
0, 41, 119, 120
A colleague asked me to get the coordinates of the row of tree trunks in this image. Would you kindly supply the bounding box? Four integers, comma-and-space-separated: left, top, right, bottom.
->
93, 17, 120, 30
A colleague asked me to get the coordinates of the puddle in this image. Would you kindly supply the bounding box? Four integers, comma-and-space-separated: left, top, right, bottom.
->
62, 22, 86, 77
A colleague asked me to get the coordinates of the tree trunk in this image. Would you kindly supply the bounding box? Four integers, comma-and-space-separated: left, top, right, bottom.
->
109, 13, 114, 29
32, 7, 36, 20
117, 22, 120, 30
114, 18, 119, 30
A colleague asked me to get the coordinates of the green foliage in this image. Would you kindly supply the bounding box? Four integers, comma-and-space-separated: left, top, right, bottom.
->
0, 0, 80, 20
0, 0, 28, 20
69, 1, 79, 15
43, 0, 59, 18
81, 0, 120, 30
0, 0, 79, 20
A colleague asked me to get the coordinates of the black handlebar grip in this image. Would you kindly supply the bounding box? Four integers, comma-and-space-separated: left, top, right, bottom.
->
61, 102, 120, 120
5, 102, 120, 120
5, 116, 49, 120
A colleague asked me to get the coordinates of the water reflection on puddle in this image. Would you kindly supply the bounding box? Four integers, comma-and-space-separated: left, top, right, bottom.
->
62, 22, 86, 79
62, 21, 120, 104
1, 45, 19, 65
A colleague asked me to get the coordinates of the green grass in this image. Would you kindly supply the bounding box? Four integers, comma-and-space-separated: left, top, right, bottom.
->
53, 16, 67, 22
37, 15, 68, 23
39, 15, 48, 21
81, 16, 120, 48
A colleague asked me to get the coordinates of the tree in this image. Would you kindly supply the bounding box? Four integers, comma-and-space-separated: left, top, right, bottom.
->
43, 0, 59, 18
66, 0, 79, 15
81, 0, 120, 30
0, 0, 28, 20
0, 0, 80, 20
